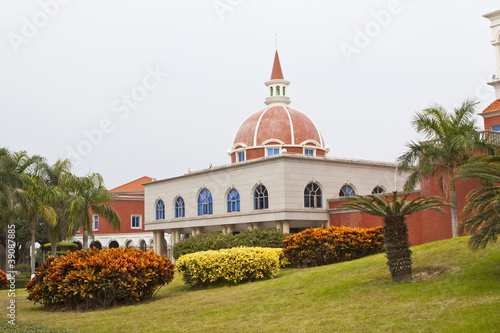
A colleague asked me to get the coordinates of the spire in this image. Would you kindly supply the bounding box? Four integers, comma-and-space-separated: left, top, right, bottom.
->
270, 51, 284, 80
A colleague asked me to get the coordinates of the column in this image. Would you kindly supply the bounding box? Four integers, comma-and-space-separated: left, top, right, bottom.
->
282, 221, 290, 234
226, 225, 233, 235
275, 222, 283, 232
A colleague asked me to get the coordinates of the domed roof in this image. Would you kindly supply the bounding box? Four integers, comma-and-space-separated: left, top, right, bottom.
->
232, 106, 325, 149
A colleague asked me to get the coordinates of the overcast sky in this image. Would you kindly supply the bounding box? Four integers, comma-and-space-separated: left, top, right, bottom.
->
1, 1, 499, 189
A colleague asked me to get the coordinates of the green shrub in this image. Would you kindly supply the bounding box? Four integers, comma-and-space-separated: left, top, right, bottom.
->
15, 263, 30, 273
282, 226, 384, 267
0, 269, 7, 289
26, 247, 175, 310
42, 242, 78, 251
176, 247, 280, 287
173, 229, 290, 260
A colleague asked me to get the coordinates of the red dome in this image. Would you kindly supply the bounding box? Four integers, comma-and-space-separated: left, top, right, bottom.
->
229, 106, 328, 162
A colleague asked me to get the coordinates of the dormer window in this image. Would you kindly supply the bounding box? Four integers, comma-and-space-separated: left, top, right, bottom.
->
304, 148, 314, 156
238, 151, 245, 162
267, 148, 280, 156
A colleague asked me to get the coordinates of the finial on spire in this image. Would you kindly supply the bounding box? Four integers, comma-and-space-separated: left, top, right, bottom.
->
275, 33, 278, 51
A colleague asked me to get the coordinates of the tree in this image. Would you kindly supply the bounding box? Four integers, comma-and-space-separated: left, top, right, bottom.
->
338, 192, 450, 282
398, 99, 496, 238
456, 156, 500, 250
66, 173, 120, 249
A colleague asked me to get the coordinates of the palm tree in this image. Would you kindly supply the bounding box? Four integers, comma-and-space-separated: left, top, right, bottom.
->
338, 192, 451, 282
398, 99, 496, 238
66, 173, 120, 249
456, 156, 500, 250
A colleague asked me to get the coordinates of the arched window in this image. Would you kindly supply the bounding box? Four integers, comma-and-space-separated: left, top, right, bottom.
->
276, 86, 280, 96
283, 86, 286, 95
227, 189, 240, 213
304, 183, 322, 208
270, 86, 274, 96
254, 185, 269, 210
156, 200, 165, 220
372, 186, 385, 194
198, 189, 213, 215
175, 197, 185, 218
339, 185, 355, 197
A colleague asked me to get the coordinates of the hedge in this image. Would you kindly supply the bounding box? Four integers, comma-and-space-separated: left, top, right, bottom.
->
176, 247, 281, 287
26, 247, 175, 310
282, 226, 384, 267
173, 228, 289, 260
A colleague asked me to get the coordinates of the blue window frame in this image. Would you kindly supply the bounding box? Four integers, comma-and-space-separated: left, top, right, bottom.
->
175, 197, 185, 218
227, 189, 240, 212
198, 189, 213, 215
238, 151, 245, 162
267, 148, 280, 156
339, 185, 355, 197
131, 215, 141, 229
93, 215, 99, 231
304, 148, 314, 156
254, 185, 269, 210
492, 125, 500, 131
304, 183, 322, 208
156, 200, 165, 220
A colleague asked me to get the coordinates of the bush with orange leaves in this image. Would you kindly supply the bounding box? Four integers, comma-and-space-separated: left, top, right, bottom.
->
0, 269, 7, 289
282, 226, 384, 267
26, 247, 175, 310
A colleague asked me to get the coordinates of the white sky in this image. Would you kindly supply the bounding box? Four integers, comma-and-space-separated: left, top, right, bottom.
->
1, 0, 498, 189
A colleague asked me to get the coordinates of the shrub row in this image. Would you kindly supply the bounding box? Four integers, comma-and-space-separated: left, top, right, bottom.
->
173, 228, 289, 259
26, 247, 175, 310
0, 269, 7, 289
282, 226, 384, 267
176, 247, 281, 287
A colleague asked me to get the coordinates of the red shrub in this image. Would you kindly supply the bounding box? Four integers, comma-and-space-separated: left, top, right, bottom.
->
282, 226, 384, 267
0, 269, 7, 289
26, 247, 175, 310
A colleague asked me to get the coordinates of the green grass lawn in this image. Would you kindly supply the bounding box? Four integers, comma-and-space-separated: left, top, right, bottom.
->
1, 237, 499, 333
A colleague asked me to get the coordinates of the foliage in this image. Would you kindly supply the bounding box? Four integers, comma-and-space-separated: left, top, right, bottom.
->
176, 247, 280, 287
398, 99, 496, 238
173, 228, 289, 260
457, 155, 500, 250
15, 264, 30, 273
0, 269, 7, 289
338, 192, 450, 282
26, 247, 175, 310
282, 226, 384, 268
42, 242, 78, 251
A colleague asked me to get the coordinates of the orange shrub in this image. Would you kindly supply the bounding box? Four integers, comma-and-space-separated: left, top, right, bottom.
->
0, 269, 7, 289
282, 226, 384, 267
26, 247, 175, 310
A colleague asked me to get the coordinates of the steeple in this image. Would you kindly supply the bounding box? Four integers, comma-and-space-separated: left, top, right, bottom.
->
265, 50, 291, 106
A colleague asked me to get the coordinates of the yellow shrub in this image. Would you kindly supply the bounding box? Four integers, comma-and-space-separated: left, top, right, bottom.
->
176, 247, 280, 287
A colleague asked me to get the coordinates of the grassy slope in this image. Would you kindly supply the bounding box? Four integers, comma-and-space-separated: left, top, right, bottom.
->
1, 237, 499, 333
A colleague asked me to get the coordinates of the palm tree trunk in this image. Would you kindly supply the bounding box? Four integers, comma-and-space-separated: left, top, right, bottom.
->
449, 190, 458, 238
383, 216, 412, 282
30, 223, 36, 278
83, 230, 88, 250
51, 237, 57, 257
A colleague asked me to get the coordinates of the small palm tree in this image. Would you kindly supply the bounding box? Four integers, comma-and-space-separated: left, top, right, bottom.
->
338, 192, 451, 282
456, 156, 500, 250
398, 99, 496, 238
66, 173, 120, 249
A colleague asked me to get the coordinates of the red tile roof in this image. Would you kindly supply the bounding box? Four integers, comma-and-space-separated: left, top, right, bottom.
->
110, 176, 155, 193
482, 99, 500, 113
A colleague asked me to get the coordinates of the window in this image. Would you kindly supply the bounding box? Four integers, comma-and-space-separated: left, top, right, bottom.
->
227, 189, 240, 212
131, 215, 141, 229
276, 86, 280, 96
492, 125, 500, 131
339, 185, 355, 197
267, 148, 280, 156
283, 86, 286, 95
198, 189, 213, 215
156, 200, 165, 220
254, 185, 269, 210
238, 151, 245, 162
270, 87, 273, 96
304, 148, 314, 156
175, 197, 185, 218
304, 183, 322, 208
372, 186, 385, 194
92, 215, 99, 231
